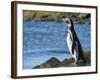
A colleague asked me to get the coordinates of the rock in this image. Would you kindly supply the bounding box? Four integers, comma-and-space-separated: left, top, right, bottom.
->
33, 57, 62, 69
33, 52, 90, 69
62, 58, 74, 67
62, 52, 90, 67
33, 65, 40, 68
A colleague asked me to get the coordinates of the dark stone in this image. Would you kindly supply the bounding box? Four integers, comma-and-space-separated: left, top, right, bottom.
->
33, 57, 62, 69
33, 52, 91, 69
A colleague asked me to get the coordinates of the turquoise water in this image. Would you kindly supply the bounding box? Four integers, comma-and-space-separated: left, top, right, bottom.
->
23, 21, 91, 69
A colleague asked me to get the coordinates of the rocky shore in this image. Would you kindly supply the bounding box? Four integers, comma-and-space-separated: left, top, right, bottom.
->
33, 52, 90, 69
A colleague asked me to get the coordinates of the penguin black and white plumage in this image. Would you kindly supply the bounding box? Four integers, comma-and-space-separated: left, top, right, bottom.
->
63, 18, 86, 64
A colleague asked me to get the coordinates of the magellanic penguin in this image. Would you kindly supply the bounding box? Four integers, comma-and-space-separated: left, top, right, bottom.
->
63, 18, 86, 64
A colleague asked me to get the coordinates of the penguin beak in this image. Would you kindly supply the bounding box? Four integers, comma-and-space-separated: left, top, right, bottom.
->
65, 18, 69, 21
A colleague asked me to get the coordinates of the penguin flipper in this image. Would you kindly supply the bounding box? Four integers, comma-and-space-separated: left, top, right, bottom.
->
72, 41, 76, 54
73, 41, 79, 64
72, 41, 79, 61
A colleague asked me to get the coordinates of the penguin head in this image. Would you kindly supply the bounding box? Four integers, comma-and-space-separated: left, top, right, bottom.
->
62, 18, 74, 28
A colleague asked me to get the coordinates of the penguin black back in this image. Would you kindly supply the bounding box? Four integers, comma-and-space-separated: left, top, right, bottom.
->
65, 18, 86, 62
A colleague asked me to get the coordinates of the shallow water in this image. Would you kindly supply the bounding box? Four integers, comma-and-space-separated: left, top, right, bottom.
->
23, 21, 91, 69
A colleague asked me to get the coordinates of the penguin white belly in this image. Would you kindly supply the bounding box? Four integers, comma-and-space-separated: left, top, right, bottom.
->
67, 33, 73, 54
66, 33, 78, 60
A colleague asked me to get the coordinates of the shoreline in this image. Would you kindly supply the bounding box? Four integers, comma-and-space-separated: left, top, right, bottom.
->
33, 51, 90, 69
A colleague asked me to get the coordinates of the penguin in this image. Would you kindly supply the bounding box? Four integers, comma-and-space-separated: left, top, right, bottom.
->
63, 18, 86, 64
